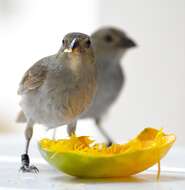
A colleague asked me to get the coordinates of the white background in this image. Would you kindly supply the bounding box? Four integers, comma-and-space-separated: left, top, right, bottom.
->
0, 0, 185, 145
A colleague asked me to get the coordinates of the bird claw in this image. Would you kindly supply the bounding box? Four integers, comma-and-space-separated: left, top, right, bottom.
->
107, 141, 113, 147
19, 165, 39, 173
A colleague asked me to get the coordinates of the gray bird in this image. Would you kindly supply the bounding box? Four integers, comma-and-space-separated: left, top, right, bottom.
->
80, 27, 137, 145
17, 33, 96, 173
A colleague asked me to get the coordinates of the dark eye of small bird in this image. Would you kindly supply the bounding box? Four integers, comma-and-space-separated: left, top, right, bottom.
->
104, 34, 113, 43
62, 39, 66, 46
85, 39, 91, 48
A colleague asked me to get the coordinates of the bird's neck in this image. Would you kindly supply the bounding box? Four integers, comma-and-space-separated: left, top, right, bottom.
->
67, 54, 83, 73
58, 53, 94, 75
96, 54, 122, 70
96, 50, 126, 67
56, 53, 81, 72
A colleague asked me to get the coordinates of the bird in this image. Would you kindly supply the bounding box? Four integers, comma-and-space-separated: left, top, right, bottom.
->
17, 32, 97, 173
79, 27, 137, 145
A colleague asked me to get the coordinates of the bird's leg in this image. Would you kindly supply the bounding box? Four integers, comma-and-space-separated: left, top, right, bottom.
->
95, 118, 113, 147
20, 120, 39, 173
52, 128, 57, 140
67, 121, 77, 136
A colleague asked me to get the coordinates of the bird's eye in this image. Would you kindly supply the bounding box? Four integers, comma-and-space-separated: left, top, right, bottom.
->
104, 35, 113, 43
85, 39, 91, 48
62, 39, 66, 46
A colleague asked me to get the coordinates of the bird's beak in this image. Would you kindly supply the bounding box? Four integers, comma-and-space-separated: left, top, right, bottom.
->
70, 38, 77, 50
63, 38, 78, 53
121, 37, 137, 49
64, 48, 72, 53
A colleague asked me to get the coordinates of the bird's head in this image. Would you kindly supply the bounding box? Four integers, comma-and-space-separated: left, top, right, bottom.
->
91, 27, 137, 60
57, 32, 95, 72
59, 32, 93, 56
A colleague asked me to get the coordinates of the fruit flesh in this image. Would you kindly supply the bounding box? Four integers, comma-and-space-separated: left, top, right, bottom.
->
39, 128, 175, 178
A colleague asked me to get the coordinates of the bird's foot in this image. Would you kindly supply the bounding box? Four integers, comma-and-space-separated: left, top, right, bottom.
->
19, 164, 39, 173
107, 141, 113, 147
19, 153, 39, 173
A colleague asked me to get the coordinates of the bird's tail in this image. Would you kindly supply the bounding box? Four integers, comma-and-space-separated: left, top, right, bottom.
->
16, 110, 27, 123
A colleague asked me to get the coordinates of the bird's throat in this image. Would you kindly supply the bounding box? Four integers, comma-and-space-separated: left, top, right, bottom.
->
68, 54, 82, 73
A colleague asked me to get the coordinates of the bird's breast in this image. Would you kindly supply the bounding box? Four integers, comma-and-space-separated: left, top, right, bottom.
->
62, 76, 96, 122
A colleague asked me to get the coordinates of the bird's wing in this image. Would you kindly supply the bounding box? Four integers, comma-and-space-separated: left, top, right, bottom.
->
18, 60, 48, 95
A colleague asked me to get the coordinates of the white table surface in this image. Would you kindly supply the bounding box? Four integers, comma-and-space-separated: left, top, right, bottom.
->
0, 132, 185, 190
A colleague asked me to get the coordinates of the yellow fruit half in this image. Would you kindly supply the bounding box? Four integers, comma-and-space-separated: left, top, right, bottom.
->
39, 128, 175, 178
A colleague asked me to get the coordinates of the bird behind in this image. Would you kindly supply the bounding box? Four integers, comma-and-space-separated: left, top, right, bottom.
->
80, 27, 137, 145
